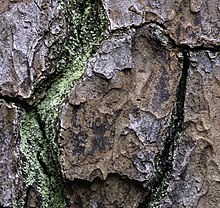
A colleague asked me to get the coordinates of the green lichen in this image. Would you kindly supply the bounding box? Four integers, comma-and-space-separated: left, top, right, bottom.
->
19, 110, 65, 208
36, 0, 108, 141
19, 0, 108, 207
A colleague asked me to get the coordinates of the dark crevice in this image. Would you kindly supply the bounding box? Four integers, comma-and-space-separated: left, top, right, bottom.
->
0, 95, 31, 109
23, 186, 30, 208
111, 21, 220, 52
138, 50, 189, 208
0, 94, 60, 178
33, 108, 64, 179
30, 68, 65, 106
133, 20, 168, 32
178, 44, 220, 52
34, 109, 47, 139
0, 22, 218, 108
155, 24, 220, 52
64, 173, 147, 195
175, 50, 189, 120
0, 94, 57, 178
36, 151, 51, 176
109, 21, 167, 34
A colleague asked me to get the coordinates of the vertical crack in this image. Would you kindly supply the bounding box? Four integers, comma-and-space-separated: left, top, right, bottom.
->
138, 49, 190, 208
34, 108, 64, 178
19, 108, 66, 207
34, 109, 53, 176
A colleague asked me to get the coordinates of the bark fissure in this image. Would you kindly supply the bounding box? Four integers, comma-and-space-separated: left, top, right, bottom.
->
138, 50, 190, 208
0, 95, 31, 109
34, 108, 64, 178
1, 1, 108, 206
1, 0, 220, 207
110, 20, 220, 53
0, 97, 62, 180
19, 108, 66, 207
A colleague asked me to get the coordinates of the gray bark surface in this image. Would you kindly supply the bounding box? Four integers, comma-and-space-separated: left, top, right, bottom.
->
0, 0, 220, 207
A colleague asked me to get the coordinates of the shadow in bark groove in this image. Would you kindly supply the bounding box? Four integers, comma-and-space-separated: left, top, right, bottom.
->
138, 49, 190, 208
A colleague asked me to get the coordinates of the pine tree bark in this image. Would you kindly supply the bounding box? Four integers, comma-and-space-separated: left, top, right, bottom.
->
0, 0, 220, 207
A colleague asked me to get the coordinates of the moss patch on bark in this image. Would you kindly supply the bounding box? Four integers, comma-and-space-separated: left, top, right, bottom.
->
19, 0, 108, 206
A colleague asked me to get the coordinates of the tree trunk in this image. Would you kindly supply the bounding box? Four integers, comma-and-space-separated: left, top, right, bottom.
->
0, 0, 219, 207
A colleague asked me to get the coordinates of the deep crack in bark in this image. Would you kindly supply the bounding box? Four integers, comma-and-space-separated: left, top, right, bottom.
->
34, 108, 64, 179
138, 49, 190, 208
0, 96, 60, 179
0, 95, 31, 109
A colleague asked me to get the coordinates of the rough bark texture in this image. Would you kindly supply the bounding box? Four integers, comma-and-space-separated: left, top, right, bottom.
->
0, 102, 23, 207
0, 0, 220, 208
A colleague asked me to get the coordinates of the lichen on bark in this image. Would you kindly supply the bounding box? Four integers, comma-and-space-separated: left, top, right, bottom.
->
0, 0, 108, 207
19, 109, 66, 207
35, 0, 108, 145
1, 0, 220, 207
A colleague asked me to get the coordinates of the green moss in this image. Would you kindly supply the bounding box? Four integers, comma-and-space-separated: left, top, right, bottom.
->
19, 0, 108, 207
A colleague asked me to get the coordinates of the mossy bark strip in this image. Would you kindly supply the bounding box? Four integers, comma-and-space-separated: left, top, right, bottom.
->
18, 1, 108, 207
19, 109, 66, 208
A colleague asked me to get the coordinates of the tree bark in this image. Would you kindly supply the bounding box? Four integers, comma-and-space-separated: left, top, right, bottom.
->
0, 0, 220, 207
